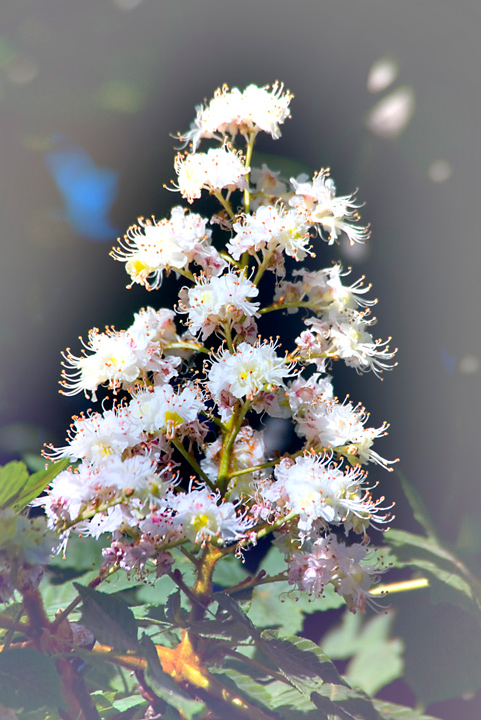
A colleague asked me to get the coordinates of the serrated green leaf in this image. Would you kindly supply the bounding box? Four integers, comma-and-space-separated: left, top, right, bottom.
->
186, 617, 250, 641
383, 529, 481, 618
260, 632, 349, 694
0, 648, 64, 711
398, 473, 439, 541
312, 684, 382, 720
0, 459, 69, 513
140, 634, 205, 719
372, 700, 439, 720
212, 667, 275, 707
321, 611, 404, 696
213, 591, 261, 639
74, 583, 138, 652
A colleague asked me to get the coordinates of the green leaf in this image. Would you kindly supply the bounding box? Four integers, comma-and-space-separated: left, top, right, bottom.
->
213, 553, 250, 588
186, 616, 251, 641
260, 632, 349, 693
0, 459, 69, 513
397, 472, 439, 541
392, 595, 481, 705
383, 529, 481, 618
373, 700, 440, 720
112, 695, 147, 712
74, 583, 139, 652
321, 611, 404, 696
311, 684, 382, 720
140, 634, 205, 719
0, 648, 64, 711
213, 591, 261, 639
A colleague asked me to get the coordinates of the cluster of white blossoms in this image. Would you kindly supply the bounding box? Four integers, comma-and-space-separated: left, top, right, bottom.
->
37, 82, 397, 613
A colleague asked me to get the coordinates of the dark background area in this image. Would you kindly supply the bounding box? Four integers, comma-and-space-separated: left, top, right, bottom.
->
1, 1, 480, 717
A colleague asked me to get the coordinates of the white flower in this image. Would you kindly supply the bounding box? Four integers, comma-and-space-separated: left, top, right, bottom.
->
227, 204, 311, 261
111, 207, 214, 289
45, 405, 140, 466
289, 170, 370, 246
286, 533, 382, 610
169, 486, 252, 544
180, 82, 293, 150
250, 164, 288, 208
181, 270, 260, 340
277, 265, 376, 314
128, 307, 180, 347
130, 383, 206, 440
60, 322, 180, 400
315, 313, 396, 377
262, 454, 388, 535
174, 145, 249, 203
208, 340, 294, 407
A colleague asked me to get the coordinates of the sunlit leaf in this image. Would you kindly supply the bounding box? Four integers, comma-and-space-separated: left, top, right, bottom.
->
0, 458, 69, 513
140, 634, 205, 719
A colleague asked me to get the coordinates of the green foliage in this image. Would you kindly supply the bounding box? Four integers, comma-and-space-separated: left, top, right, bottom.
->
0, 458, 69, 513
392, 594, 481, 706
0, 648, 64, 711
74, 583, 139, 652
321, 611, 404, 696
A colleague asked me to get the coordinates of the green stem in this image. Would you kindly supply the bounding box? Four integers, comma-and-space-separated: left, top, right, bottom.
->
219, 251, 242, 268
223, 321, 234, 353
222, 571, 288, 596
227, 449, 305, 480
164, 341, 211, 355
175, 267, 196, 282
252, 249, 275, 286
217, 402, 251, 492
259, 300, 316, 314
254, 510, 298, 542
213, 190, 235, 219
243, 132, 256, 215
171, 437, 215, 490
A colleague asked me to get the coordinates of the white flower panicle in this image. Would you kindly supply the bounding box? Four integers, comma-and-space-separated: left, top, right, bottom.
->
43, 82, 396, 613
180, 82, 293, 150
174, 145, 249, 203
227, 204, 311, 263
289, 170, 370, 246
111, 207, 224, 289
60, 320, 182, 401
180, 270, 260, 340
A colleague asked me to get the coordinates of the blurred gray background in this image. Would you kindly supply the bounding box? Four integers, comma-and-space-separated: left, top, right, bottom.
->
0, 1, 480, 715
